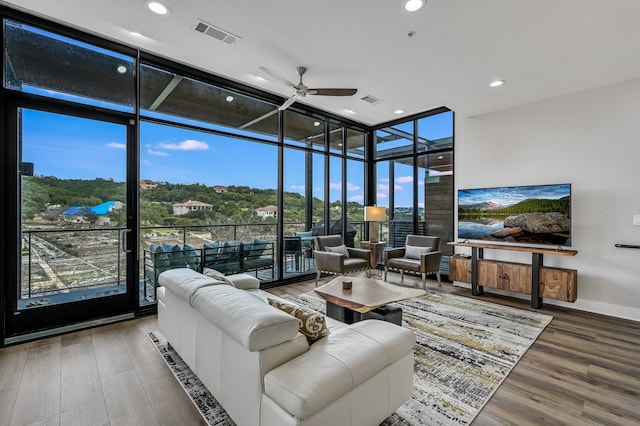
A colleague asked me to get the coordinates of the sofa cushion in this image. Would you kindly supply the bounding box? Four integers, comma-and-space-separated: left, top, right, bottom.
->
167, 244, 187, 266
325, 244, 350, 257
202, 267, 236, 287
248, 239, 269, 259
263, 320, 415, 419
183, 243, 200, 269
191, 285, 299, 351
159, 267, 226, 305
203, 241, 221, 266
267, 298, 329, 343
149, 244, 171, 268
404, 245, 432, 260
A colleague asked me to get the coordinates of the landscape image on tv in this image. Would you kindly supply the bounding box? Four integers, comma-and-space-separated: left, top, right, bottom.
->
458, 183, 571, 247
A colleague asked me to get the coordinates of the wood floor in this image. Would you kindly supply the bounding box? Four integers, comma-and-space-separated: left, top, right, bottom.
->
1, 273, 638, 426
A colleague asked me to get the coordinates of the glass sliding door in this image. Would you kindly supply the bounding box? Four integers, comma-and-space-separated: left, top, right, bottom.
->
5, 106, 135, 338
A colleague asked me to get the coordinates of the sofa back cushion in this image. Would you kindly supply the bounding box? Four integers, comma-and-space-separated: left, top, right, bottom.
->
191, 285, 299, 351
159, 267, 226, 305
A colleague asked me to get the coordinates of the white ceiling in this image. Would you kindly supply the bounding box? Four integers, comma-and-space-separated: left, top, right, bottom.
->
2, 0, 640, 126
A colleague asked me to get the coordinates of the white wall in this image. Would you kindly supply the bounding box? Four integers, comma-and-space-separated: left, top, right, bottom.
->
454, 78, 640, 321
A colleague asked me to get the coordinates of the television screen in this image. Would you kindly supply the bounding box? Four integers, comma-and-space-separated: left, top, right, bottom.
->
457, 183, 571, 247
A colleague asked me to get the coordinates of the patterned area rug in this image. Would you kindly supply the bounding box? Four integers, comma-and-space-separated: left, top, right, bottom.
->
149, 290, 552, 426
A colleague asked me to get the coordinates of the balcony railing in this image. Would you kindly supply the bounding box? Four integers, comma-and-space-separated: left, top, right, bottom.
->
20, 220, 369, 305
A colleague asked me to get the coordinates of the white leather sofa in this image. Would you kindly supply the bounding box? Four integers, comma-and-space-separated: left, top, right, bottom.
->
157, 268, 415, 426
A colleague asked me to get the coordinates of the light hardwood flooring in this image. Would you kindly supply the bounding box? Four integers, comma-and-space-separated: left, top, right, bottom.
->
1, 272, 638, 426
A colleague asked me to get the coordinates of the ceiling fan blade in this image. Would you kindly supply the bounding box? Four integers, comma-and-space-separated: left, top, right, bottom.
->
307, 88, 358, 96
259, 67, 296, 89
278, 92, 300, 111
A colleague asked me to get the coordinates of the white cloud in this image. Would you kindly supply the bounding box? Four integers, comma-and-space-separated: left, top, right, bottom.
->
159, 139, 209, 150
377, 183, 403, 191
290, 184, 305, 191
107, 142, 126, 150
148, 148, 169, 157
330, 182, 361, 192
350, 194, 364, 202
141, 159, 153, 166
377, 192, 388, 199
396, 175, 413, 184
346, 182, 361, 192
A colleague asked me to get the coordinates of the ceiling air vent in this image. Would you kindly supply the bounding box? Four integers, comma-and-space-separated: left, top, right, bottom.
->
193, 19, 240, 45
361, 95, 383, 105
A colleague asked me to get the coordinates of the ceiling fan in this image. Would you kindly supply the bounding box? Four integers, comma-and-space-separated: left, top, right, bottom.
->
259, 66, 357, 111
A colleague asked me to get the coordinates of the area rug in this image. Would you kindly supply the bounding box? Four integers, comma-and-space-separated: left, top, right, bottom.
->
149, 290, 552, 426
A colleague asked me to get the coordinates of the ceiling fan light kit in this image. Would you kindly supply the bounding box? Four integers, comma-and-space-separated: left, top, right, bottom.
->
403, 0, 425, 13
260, 66, 357, 111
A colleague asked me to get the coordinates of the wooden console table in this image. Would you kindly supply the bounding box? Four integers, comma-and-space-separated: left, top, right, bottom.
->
448, 242, 578, 309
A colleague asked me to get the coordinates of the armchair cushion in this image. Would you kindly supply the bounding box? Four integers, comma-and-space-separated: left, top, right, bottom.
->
405, 245, 432, 260
325, 244, 350, 257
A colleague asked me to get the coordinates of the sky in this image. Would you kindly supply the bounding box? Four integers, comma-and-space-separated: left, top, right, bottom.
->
21, 108, 452, 208
16, 23, 455, 209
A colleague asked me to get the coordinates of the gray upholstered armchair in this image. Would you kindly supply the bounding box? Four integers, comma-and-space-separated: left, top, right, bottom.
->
384, 235, 442, 288
313, 235, 371, 285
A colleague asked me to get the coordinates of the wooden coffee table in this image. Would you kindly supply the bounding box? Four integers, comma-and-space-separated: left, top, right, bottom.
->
314, 276, 426, 324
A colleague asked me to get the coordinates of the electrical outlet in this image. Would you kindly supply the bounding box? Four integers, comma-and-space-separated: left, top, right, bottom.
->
634, 215, 640, 226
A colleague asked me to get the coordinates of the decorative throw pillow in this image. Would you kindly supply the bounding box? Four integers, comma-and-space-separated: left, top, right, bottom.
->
405, 245, 432, 260
325, 244, 350, 258
267, 298, 329, 343
202, 267, 236, 287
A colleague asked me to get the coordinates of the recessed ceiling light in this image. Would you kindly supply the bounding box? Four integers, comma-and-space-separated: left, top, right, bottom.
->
313, 121, 321, 127
403, 0, 425, 13
394, 109, 405, 114
145, 1, 170, 16
489, 80, 505, 88
226, 96, 234, 102
116, 65, 127, 74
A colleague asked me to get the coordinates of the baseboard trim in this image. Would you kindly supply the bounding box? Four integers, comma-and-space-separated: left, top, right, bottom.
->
3, 312, 135, 346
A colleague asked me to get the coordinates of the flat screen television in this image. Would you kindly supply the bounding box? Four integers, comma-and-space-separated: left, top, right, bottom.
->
457, 183, 571, 247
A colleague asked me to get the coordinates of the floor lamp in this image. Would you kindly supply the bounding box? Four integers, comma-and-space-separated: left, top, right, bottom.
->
364, 206, 387, 243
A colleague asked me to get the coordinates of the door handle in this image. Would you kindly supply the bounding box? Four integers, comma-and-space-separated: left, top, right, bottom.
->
121, 229, 132, 253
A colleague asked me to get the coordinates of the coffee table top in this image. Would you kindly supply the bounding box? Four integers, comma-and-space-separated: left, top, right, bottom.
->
314, 276, 426, 313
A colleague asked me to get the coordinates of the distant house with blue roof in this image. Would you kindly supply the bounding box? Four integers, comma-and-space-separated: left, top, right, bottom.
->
63, 201, 123, 224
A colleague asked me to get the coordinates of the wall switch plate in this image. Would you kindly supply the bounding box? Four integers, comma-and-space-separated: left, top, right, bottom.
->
634, 215, 640, 226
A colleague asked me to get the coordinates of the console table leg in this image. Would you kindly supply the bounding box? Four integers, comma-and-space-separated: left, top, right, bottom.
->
471, 247, 484, 296
531, 253, 543, 309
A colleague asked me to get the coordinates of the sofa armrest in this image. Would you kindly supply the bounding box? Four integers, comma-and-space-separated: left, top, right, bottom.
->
264, 321, 414, 419
227, 273, 261, 290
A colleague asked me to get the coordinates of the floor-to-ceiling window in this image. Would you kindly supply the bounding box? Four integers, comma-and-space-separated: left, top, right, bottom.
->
1, 8, 449, 343
373, 108, 454, 274
2, 18, 138, 339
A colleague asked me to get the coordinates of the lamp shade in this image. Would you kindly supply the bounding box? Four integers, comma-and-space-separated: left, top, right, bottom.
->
364, 206, 386, 222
